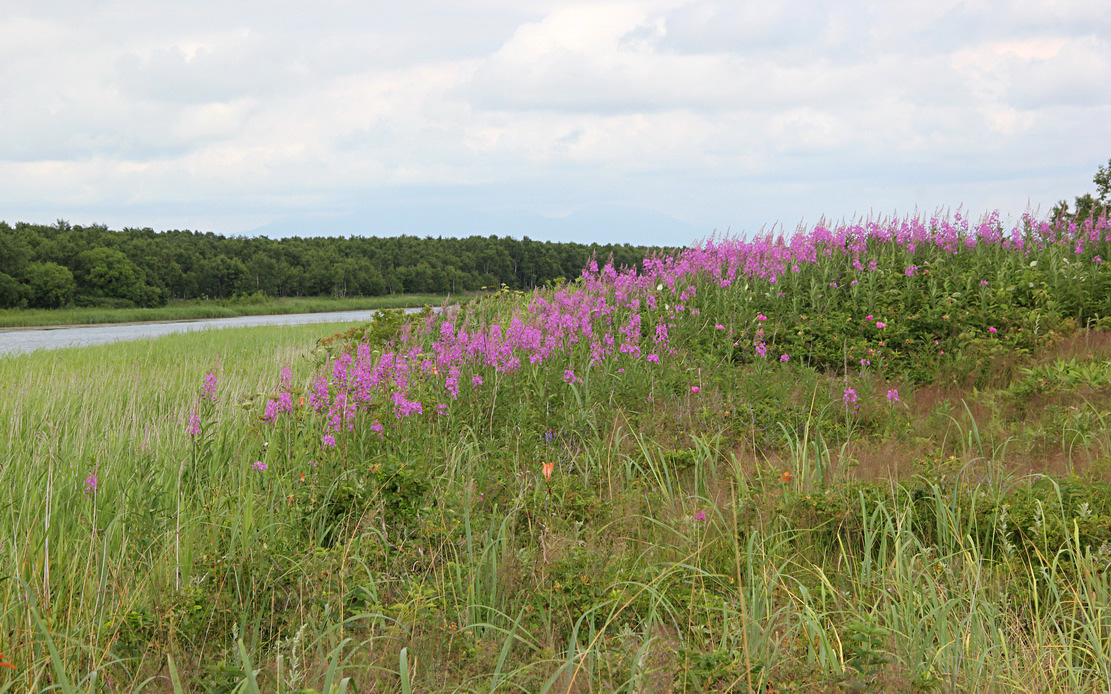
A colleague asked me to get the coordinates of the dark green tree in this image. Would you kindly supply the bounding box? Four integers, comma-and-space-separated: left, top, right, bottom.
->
0, 223, 31, 279
0, 220, 672, 304
0, 273, 25, 308
74, 247, 164, 306
246, 252, 281, 296
25, 262, 76, 308
191, 255, 250, 298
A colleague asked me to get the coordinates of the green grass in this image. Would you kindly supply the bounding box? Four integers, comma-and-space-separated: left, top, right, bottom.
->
0, 294, 450, 328
0, 323, 358, 691
3, 331, 1109, 693
1, 217, 1110, 692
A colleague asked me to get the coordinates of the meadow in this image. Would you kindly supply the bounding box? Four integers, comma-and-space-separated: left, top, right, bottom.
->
1, 212, 1110, 692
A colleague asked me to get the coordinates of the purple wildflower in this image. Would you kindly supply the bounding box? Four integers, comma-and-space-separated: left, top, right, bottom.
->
186, 410, 201, 436
262, 399, 279, 424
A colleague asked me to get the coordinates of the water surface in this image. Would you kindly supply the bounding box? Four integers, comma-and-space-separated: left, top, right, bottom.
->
0, 308, 424, 356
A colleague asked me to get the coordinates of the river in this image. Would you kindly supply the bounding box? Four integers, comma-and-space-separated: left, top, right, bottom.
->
0, 308, 426, 356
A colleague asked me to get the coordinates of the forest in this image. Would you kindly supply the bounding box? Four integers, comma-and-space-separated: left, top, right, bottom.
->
0, 221, 665, 309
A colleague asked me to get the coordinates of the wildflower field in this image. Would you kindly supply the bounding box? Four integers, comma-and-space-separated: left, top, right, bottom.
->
2, 212, 1111, 692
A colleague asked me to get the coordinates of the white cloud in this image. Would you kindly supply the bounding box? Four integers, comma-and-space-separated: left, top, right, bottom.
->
112, 31, 308, 104
0, 0, 1109, 244
171, 100, 257, 142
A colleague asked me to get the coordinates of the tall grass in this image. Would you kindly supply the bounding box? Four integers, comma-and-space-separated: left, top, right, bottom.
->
1, 212, 1109, 691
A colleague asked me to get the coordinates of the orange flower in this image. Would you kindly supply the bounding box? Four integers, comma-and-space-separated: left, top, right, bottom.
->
542, 462, 555, 482
779, 471, 794, 484
298, 397, 305, 407
0, 652, 14, 669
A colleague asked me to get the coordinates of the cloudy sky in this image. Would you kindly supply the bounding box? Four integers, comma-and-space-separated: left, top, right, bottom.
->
2, 0, 1109, 246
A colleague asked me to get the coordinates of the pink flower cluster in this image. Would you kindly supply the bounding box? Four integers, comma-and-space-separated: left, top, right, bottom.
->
252, 212, 1109, 447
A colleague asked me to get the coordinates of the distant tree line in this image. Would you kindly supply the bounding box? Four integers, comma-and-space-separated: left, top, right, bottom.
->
0, 222, 672, 309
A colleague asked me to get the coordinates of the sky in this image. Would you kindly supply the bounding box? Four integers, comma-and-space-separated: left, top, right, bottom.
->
2, 0, 1110, 247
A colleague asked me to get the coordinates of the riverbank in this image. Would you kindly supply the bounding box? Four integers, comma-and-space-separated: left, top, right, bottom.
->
0, 293, 450, 329
0, 307, 438, 355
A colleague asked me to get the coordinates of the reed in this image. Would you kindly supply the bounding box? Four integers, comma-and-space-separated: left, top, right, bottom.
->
1, 212, 1109, 691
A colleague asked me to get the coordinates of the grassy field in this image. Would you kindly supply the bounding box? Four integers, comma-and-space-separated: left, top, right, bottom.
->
2, 213, 1110, 692
0, 294, 450, 329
